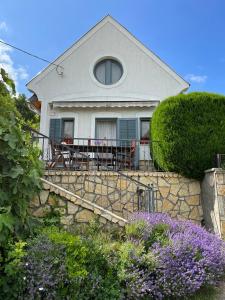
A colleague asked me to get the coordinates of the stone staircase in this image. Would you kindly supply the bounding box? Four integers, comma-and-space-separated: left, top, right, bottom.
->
29, 178, 128, 227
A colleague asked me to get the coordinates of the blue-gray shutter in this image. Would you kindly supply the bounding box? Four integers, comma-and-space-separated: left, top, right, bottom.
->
118, 119, 137, 142
118, 118, 139, 168
49, 119, 61, 143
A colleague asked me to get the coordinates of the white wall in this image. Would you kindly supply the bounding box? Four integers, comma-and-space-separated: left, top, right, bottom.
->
47, 106, 154, 139
28, 17, 189, 139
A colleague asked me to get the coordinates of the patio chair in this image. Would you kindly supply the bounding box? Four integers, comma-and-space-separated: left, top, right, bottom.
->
47, 142, 71, 169
115, 140, 136, 170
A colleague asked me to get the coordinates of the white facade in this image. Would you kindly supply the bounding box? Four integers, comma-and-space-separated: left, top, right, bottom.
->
26, 15, 189, 143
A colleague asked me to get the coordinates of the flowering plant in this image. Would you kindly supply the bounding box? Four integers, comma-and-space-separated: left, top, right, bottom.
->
125, 213, 225, 299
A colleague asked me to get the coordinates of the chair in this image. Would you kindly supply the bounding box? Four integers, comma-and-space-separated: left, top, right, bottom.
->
48, 142, 71, 169
115, 140, 136, 170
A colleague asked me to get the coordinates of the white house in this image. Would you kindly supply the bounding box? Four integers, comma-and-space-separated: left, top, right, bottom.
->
27, 15, 189, 166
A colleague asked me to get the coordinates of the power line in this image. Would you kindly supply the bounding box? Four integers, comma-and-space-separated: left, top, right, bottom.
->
0, 40, 62, 70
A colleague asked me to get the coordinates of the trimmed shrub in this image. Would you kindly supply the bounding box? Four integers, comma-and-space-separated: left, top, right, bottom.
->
151, 92, 225, 179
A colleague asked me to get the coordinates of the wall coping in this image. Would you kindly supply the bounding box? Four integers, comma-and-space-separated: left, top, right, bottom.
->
40, 178, 128, 226
44, 170, 185, 178
204, 168, 224, 174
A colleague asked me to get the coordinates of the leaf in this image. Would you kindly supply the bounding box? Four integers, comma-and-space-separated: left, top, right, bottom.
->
9, 165, 24, 178
0, 209, 14, 232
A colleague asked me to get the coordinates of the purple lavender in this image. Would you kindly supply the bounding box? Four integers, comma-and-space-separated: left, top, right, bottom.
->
125, 213, 225, 299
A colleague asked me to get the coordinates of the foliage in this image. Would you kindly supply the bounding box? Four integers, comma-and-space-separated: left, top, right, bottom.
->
0, 240, 26, 299
0, 70, 43, 245
23, 234, 67, 300
128, 212, 225, 299
151, 92, 225, 179
0, 68, 16, 95
1, 215, 225, 299
15, 94, 40, 128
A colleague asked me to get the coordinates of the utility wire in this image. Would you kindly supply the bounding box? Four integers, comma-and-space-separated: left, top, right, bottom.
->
0, 40, 62, 69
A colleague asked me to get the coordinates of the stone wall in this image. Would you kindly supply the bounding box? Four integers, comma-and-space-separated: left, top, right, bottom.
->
201, 168, 225, 236
44, 171, 202, 223
29, 178, 127, 228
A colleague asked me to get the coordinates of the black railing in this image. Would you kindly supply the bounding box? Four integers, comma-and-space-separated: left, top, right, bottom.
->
27, 131, 161, 172
215, 154, 225, 169
24, 126, 156, 218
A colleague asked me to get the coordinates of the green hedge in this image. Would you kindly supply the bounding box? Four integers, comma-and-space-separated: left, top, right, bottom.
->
151, 92, 225, 179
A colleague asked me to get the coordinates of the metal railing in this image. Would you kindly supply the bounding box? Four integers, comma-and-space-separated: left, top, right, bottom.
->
24, 126, 157, 218
215, 154, 225, 169
28, 132, 161, 172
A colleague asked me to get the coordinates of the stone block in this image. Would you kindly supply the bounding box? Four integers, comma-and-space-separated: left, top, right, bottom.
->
112, 201, 123, 212
32, 206, 50, 217
170, 185, 180, 196
117, 179, 128, 190
48, 195, 58, 206
39, 190, 49, 205
60, 215, 74, 225
68, 176, 76, 183
76, 209, 95, 222
158, 177, 170, 187
96, 196, 110, 208
178, 184, 189, 197
85, 181, 95, 193
168, 194, 178, 204
218, 185, 225, 196
30, 195, 40, 207
180, 200, 190, 212
186, 195, 200, 206
99, 217, 107, 224
62, 176, 69, 183
217, 173, 225, 185
108, 192, 120, 202
159, 187, 170, 198
95, 184, 113, 195
94, 208, 102, 215
54, 207, 66, 215
188, 182, 201, 195
221, 221, 225, 236
68, 202, 79, 214
162, 200, 174, 212
189, 207, 200, 220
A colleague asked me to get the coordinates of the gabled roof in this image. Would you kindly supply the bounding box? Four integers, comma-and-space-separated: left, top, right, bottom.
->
26, 15, 189, 90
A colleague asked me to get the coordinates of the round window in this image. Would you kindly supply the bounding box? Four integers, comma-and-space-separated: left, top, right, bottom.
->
94, 58, 123, 85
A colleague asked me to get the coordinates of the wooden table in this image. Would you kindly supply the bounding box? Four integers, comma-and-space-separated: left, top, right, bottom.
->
56, 143, 133, 170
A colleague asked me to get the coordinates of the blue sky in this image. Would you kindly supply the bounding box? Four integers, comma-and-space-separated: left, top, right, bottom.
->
0, 0, 225, 96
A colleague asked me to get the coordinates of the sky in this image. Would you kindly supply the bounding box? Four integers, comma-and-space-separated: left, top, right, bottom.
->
0, 0, 225, 96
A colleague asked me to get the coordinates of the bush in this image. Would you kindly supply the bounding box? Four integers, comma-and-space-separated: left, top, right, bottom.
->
19, 227, 121, 299
1, 216, 225, 299
151, 92, 225, 179
126, 213, 225, 299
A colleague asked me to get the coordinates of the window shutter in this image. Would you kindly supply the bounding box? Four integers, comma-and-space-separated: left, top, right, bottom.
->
49, 119, 61, 143
118, 119, 137, 146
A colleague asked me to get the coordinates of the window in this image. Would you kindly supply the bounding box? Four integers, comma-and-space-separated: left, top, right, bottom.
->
94, 58, 123, 85
140, 119, 151, 144
62, 119, 74, 144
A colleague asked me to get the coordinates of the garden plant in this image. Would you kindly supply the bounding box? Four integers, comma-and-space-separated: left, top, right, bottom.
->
151, 92, 225, 179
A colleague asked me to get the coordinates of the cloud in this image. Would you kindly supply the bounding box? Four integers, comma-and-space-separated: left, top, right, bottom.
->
0, 40, 28, 90
0, 21, 8, 33
185, 73, 207, 83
